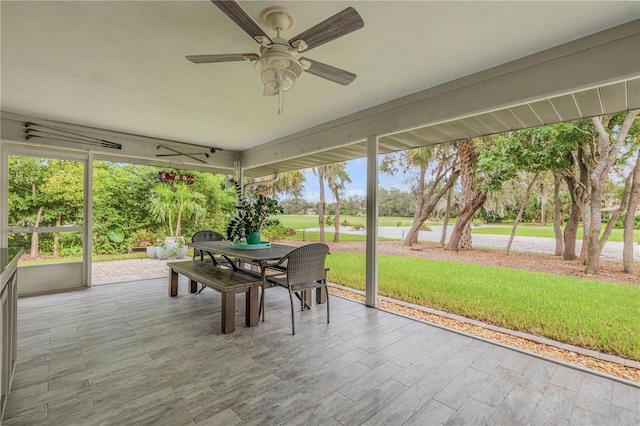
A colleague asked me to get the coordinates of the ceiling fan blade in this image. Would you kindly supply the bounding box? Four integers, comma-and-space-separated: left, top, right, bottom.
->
211, 0, 272, 44
186, 53, 258, 64
301, 57, 356, 86
289, 7, 364, 52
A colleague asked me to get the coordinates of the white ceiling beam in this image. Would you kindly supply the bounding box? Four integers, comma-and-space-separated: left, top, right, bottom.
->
241, 19, 640, 172
1, 112, 239, 174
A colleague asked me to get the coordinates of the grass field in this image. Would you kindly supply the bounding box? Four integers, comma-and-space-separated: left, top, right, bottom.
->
276, 214, 437, 229
278, 214, 638, 243
472, 225, 637, 243
325, 252, 640, 360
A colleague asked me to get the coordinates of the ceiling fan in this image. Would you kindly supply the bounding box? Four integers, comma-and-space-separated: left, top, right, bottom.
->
186, 0, 364, 114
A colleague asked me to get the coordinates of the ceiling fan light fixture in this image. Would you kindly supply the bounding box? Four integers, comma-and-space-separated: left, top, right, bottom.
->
254, 49, 303, 114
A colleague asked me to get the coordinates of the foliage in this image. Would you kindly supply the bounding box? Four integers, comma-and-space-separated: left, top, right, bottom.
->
129, 229, 156, 247
261, 221, 296, 241
149, 182, 206, 237
106, 225, 125, 243
7, 158, 236, 256
226, 180, 283, 243
279, 197, 311, 214
378, 188, 415, 217
614, 214, 640, 230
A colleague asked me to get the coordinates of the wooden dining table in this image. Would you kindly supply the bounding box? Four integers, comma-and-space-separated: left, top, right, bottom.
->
187, 240, 297, 273
187, 240, 325, 313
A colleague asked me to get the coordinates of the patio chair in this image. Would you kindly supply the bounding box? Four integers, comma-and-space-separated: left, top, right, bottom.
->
262, 243, 330, 335
191, 230, 224, 262
191, 230, 235, 292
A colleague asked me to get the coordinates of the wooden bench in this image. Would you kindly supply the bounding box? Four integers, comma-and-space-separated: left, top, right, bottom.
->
167, 261, 262, 334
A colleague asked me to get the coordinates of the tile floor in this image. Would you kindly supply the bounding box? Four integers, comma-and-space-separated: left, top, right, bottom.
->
3, 277, 639, 425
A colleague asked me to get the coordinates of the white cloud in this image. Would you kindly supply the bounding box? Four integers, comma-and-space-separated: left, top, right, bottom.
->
345, 189, 364, 197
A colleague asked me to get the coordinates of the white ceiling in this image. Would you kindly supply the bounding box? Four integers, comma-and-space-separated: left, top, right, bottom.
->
2, 1, 639, 153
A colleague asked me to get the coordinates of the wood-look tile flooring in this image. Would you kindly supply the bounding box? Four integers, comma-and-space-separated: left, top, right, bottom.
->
4, 277, 639, 425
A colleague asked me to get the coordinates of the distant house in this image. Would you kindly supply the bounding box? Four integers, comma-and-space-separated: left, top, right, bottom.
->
305, 208, 316, 215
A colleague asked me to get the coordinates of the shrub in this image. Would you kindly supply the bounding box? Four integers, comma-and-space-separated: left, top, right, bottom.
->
130, 229, 155, 247
613, 214, 640, 230
419, 222, 431, 231
262, 222, 296, 241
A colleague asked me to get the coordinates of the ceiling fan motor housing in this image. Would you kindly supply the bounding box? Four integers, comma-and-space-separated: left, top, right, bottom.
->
255, 41, 303, 94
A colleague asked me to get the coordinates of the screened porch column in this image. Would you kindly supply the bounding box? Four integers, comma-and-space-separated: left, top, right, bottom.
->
365, 135, 378, 307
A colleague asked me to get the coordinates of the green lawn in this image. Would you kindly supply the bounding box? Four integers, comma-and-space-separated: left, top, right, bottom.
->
276, 214, 433, 229
286, 231, 395, 242
472, 225, 637, 243
279, 214, 638, 243
326, 252, 640, 360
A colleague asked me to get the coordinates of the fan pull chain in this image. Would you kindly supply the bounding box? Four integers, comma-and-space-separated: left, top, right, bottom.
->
278, 89, 284, 115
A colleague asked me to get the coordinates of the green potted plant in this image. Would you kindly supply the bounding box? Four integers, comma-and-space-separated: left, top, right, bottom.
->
154, 237, 171, 260
226, 180, 283, 244
175, 236, 188, 259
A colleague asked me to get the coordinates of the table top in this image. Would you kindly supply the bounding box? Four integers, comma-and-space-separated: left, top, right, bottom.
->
187, 240, 296, 263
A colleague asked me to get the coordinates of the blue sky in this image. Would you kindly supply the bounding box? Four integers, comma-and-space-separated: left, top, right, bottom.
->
299, 157, 413, 203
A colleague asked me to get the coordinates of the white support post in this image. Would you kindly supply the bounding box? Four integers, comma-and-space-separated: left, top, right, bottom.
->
365, 135, 378, 307
84, 152, 94, 287
0, 143, 6, 249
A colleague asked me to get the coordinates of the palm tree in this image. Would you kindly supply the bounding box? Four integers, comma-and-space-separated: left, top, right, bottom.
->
325, 162, 351, 243
149, 183, 206, 237
312, 166, 326, 242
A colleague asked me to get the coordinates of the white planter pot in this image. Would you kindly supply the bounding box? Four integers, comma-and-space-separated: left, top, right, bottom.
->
175, 246, 188, 259
146, 246, 157, 259
155, 246, 170, 260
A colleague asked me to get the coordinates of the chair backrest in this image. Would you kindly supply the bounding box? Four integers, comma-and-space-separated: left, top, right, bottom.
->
284, 243, 329, 286
191, 230, 225, 243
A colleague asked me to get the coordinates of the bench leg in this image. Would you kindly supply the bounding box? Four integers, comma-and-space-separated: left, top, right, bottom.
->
316, 287, 326, 304
221, 292, 236, 334
303, 290, 312, 310
246, 287, 259, 327
189, 279, 198, 293
169, 268, 179, 297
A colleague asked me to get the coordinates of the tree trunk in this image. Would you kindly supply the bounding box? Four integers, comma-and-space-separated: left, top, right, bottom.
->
623, 147, 640, 273
552, 173, 564, 256
563, 176, 581, 260
176, 206, 183, 237
317, 167, 325, 243
168, 211, 175, 237
584, 185, 602, 274
439, 187, 453, 246
584, 112, 636, 274
457, 139, 476, 249
539, 181, 547, 225
30, 205, 44, 259
403, 169, 458, 247
53, 213, 61, 257
506, 172, 539, 255
600, 174, 631, 253
447, 189, 487, 251
333, 190, 341, 243
410, 166, 427, 244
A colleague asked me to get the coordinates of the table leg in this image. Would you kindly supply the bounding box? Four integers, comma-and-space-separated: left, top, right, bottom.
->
316, 287, 326, 304
169, 268, 178, 296
221, 292, 236, 334
246, 287, 259, 327
189, 279, 198, 293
